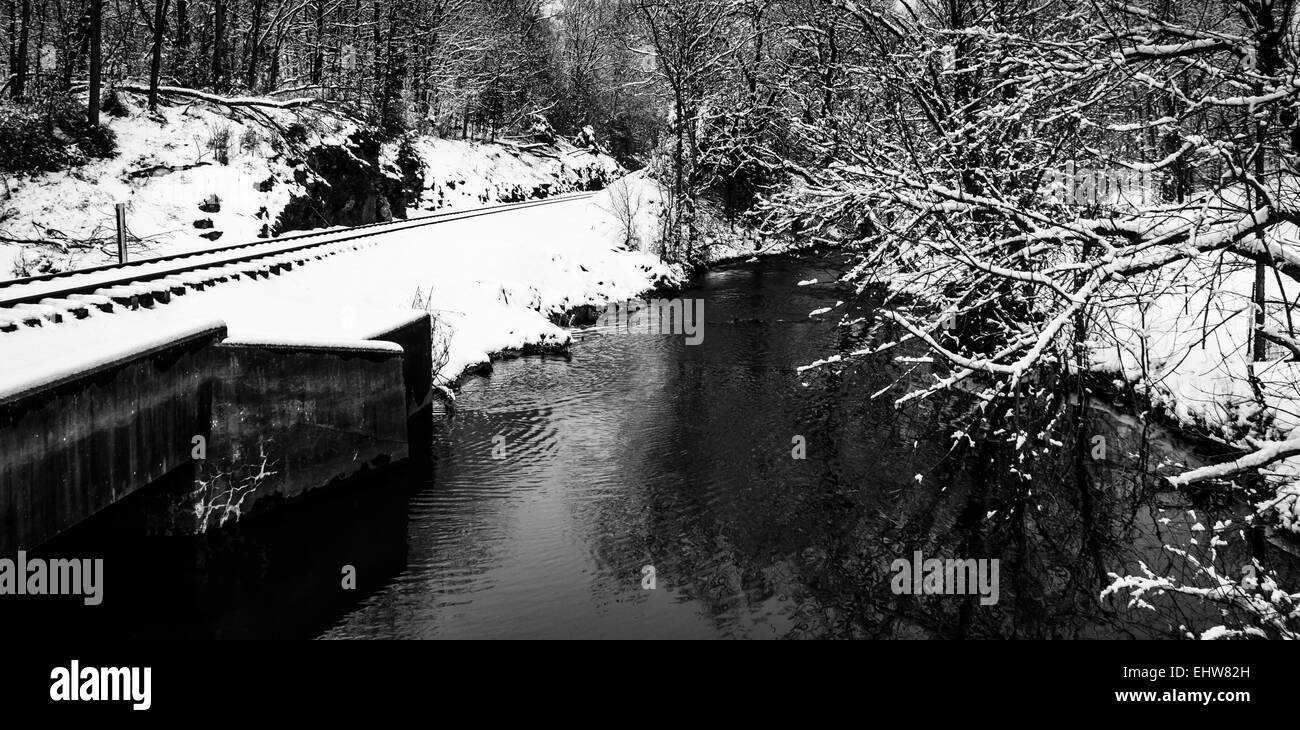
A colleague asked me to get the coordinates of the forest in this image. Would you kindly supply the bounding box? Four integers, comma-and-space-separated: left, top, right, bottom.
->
4, 0, 1300, 637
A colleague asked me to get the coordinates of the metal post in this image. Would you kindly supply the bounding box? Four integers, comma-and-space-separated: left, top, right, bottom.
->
115, 202, 127, 263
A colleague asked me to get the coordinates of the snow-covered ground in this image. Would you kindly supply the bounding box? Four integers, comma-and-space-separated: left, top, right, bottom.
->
0, 88, 621, 279
1, 97, 307, 273
407, 135, 618, 210
0, 192, 684, 399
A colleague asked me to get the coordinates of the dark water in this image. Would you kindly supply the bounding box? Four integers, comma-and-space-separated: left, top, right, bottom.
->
16, 252, 1286, 639
318, 253, 1269, 639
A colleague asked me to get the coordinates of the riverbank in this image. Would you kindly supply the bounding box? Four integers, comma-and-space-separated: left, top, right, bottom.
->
433, 172, 791, 393
807, 236, 1300, 637
832, 236, 1300, 541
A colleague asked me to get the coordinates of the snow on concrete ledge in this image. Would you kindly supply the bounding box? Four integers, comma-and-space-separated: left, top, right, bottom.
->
0, 311, 228, 403
220, 337, 404, 355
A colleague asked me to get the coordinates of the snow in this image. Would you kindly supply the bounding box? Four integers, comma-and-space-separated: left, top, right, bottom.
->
0, 192, 594, 304
1, 93, 311, 275
0, 310, 226, 402
401, 136, 619, 212
0, 194, 683, 396
1075, 217, 1300, 530
1, 87, 624, 279
857, 175, 1300, 534
1262, 480, 1300, 535
220, 337, 405, 354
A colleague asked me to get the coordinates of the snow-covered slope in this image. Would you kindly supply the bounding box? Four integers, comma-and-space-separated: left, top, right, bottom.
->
0, 88, 621, 278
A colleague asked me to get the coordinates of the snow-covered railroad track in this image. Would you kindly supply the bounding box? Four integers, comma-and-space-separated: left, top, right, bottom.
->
0, 192, 597, 332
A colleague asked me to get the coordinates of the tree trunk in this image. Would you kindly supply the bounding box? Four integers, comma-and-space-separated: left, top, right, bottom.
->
174, 0, 189, 86
13, 0, 29, 99
245, 0, 263, 90
60, 5, 91, 92
211, 0, 225, 89
371, 0, 382, 116
148, 0, 169, 110
311, 0, 325, 84
267, 33, 282, 89
88, 0, 101, 124
6, 0, 14, 93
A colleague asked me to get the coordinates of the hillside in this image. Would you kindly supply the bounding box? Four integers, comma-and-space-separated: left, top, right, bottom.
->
0, 86, 622, 279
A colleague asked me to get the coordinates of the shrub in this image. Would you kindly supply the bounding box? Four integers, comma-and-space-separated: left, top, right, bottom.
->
283, 122, 309, 144
0, 106, 67, 173
205, 123, 232, 164
11, 250, 61, 278
0, 100, 116, 174
239, 127, 261, 155
100, 88, 129, 118
58, 104, 117, 159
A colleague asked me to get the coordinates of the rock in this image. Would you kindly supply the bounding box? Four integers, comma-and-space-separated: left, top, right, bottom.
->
198, 195, 221, 213
273, 130, 410, 233
199, 230, 223, 241
255, 176, 275, 192
193, 218, 214, 229
530, 114, 559, 144
574, 124, 604, 153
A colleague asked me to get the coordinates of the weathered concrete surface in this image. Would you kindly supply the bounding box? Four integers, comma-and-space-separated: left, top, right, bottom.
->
0, 312, 434, 554
0, 325, 225, 556
183, 341, 410, 534
368, 312, 434, 453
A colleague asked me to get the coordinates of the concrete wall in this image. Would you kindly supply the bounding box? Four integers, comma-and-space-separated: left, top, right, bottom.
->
0, 312, 435, 553
0, 325, 224, 556
368, 312, 434, 423
183, 341, 410, 534
368, 312, 434, 455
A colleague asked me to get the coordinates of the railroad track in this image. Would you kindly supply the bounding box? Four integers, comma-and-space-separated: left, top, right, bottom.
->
0, 192, 596, 334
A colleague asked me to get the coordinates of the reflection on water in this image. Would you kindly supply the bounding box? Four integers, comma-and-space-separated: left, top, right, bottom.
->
2, 466, 412, 640
19, 251, 1288, 639
323, 252, 1274, 639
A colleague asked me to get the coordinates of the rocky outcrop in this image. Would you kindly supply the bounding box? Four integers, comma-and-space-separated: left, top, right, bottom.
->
273, 130, 415, 234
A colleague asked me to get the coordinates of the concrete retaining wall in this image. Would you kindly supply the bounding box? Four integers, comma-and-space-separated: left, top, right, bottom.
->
184, 340, 410, 534
0, 312, 434, 553
368, 312, 434, 423
0, 325, 225, 555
